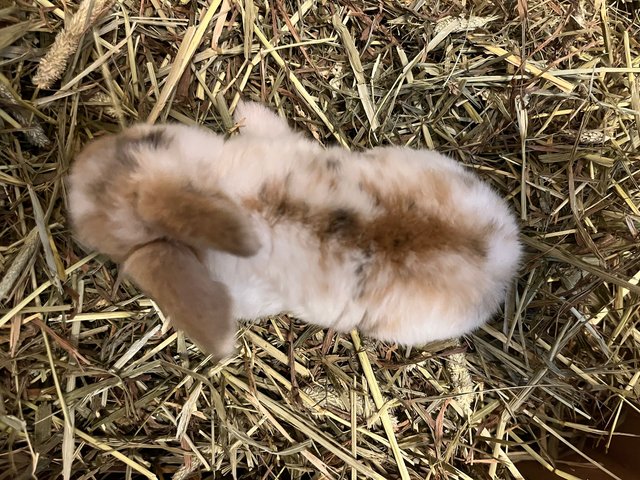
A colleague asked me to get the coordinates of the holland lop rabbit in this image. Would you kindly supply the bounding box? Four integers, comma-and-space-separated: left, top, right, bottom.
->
67, 101, 521, 359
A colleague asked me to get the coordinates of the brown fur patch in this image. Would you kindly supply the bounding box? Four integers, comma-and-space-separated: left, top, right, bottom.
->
71, 210, 124, 262
116, 127, 169, 167
72, 131, 137, 207
252, 180, 488, 263
79, 137, 117, 200
250, 177, 490, 303
123, 240, 236, 358
324, 208, 359, 238
325, 156, 341, 172
137, 176, 261, 257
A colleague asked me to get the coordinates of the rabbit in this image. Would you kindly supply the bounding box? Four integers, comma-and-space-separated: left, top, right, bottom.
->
67, 101, 522, 360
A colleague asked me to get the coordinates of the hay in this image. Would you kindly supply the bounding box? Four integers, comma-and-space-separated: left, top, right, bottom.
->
1, 0, 639, 478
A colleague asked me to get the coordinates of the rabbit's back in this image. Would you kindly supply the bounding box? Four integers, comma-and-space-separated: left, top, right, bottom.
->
211, 140, 520, 345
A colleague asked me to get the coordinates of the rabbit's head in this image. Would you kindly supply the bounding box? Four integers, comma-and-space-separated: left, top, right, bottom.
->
67, 123, 261, 358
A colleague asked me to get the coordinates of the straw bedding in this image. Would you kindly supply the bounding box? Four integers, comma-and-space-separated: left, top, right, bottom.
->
1, 0, 639, 478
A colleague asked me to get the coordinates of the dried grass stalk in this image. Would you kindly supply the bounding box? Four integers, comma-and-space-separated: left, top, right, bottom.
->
32, 0, 115, 89
0, 82, 49, 146
3, 1, 640, 478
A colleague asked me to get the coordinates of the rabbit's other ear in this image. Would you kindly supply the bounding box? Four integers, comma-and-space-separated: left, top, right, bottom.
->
136, 176, 261, 257
233, 100, 295, 137
123, 240, 236, 359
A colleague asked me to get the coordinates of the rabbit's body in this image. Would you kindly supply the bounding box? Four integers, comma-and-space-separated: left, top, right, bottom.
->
68, 101, 521, 357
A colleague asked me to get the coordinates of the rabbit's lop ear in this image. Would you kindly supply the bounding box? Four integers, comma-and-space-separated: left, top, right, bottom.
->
137, 177, 261, 257
123, 240, 236, 359
234, 100, 294, 137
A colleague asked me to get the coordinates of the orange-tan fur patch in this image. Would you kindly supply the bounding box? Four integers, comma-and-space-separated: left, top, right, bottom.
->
250, 180, 489, 264
137, 176, 261, 257
246, 174, 491, 310
123, 239, 236, 358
